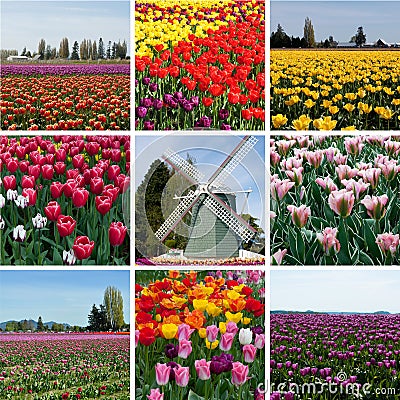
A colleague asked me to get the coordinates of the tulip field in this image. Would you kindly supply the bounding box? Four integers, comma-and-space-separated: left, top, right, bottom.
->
0, 64, 130, 131
271, 135, 400, 265
135, 270, 265, 400
0, 135, 130, 265
271, 50, 400, 130
135, 0, 265, 130
0, 333, 130, 399
270, 313, 400, 400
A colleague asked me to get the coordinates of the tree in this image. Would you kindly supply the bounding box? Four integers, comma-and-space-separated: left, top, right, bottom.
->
324, 39, 330, 48
37, 316, 44, 331
71, 41, 80, 60
355, 26, 366, 47
107, 40, 111, 59
116, 40, 127, 59
98, 38, 105, 59
51, 47, 57, 59
21, 47, 26, 56
112, 42, 117, 59
240, 214, 265, 253
59, 37, 69, 59
80, 39, 88, 60
92, 41, 98, 60
45, 45, 52, 60
88, 304, 100, 331
303, 17, 315, 48
38, 38, 46, 58
270, 24, 291, 48
103, 286, 124, 331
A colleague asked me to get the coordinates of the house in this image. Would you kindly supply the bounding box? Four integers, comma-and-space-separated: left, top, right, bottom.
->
336, 42, 358, 48
374, 39, 390, 47
6, 55, 30, 61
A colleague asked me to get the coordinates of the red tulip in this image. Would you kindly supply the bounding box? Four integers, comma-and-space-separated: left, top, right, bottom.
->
19, 160, 29, 173
72, 236, 95, 260
107, 165, 121, 181
85, 142, 100, 156
3, 175, 16, 190
21, 175, 36, 189
6, 158, 18, 173
41, 164, 54, 180
57, 215, 76, 237
55, 148, 67, 162
103, 185, 119, 203
44, 201, 61, 221
28, 164, 41, 179
109, 222, 127, 246
90, 177, 104, 195
22, 188, 37, 206
50, 181, 64, 199
202, 97, 213, 107
95, 195, 112, 215
54, 162, 66, 175
72, 154, 85, 169
63, 179, 78, 198
72, 188, 89, 208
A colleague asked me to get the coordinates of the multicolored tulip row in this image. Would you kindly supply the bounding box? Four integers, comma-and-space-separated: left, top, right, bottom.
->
135, 0, 265, 130
0, 333, 129, 399
271, 50, 400, 130
0, 135, 130, 265
1, 65, 130, 130
271, 134, 400, 265
135, 270, 265, 400
270, 314, 400, 399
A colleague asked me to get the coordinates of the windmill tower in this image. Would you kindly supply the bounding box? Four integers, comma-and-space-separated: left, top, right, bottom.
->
155, 136, 258, 259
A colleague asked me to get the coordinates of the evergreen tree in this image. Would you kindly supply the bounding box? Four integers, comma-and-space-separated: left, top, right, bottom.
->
71, 41, 80, 60
104, 286, 124, 331
270, 24, 291, 48
303, 17, 315, 48
99, 304, 109, 331
37, 316, 44, 331
107, 41, 111, 59
355, 26, 366, 47
112, 42, 117, 59
21, 47, 26, 56
92, 41, 98, 60
98, 38, 105, 59
59, 37, 69, 59
88, 304, 100, 331
45, 45, 52, 60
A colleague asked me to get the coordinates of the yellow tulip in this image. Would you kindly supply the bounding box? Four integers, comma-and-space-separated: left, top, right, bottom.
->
225, 312, 243, 324
162, 323, 178, 339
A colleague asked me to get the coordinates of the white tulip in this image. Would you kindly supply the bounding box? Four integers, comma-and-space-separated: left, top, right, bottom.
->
32, 213, 47, 229
13, 225, 26, 242
0, 194, 5, 208
63, 249, 76, 265
14, 195, 28, 209
7, 189, 18, 201
238, 328, 253, 345
0, 216, 5, 230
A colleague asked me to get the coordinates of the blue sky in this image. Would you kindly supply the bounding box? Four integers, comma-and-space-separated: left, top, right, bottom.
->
271, 271, 400, 313
135, 135, 265, 230
0, 271, 130, 326
271, 1, 400, 43
1, 1, 130, 55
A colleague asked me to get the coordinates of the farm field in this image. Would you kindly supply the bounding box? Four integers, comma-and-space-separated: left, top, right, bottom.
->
0, 135, 130, 265
271, 135, 400, 265
135, 270, 265, 400
135, 0, 265, 130
0, 333, 130, 399
271, 50, 400, 130
0, 64, 130, 131
270, 313, 400, 400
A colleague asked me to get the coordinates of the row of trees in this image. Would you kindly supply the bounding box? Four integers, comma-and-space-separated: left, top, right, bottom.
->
271, 18, 367, 48
4, 318, 83, 332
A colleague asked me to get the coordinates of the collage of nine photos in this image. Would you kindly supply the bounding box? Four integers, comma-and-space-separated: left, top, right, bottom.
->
0, 0, 399, 400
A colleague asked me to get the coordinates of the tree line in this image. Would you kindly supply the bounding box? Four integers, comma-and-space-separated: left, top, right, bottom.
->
271, 17, 367, 48
2, 37, 128, 60
2, 286, 127, 333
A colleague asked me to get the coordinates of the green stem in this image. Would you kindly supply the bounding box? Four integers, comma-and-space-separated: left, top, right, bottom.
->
238, 384, 243, 400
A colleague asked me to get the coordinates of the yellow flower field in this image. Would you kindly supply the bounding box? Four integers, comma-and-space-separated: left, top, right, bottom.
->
271, 50, 400, 130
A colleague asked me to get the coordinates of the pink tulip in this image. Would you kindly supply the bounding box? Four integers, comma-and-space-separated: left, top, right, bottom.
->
336, 165, 358, 181
316, 176, 338, 194
341, 179, 369, 200
324, 147, 338, 163
305, 150, 324, 168
231, 362, 249, 386
243, 344, 257, 363
271, 178, 295, 201
219, 332, 235, 351
378, 161, 400, 181
175, 366, 190, 387
177, 340, 192, 359
316, 227, 340, 255
358, 168, 381, 189
135, 330, 139, 348
177, 323, 195, 341
376, 233, 400, 255
281, 157, 302, 170
254, 333, 265, 349
272, 249, 287, 265
270, 150, 281, 166
195, 359, 211, 380
285, 167, 303, 186
225, 321, 239, 335
147, 389, 164, 400
328, 189, 355, 218
206, 325, 219, 343
155, 363, 171, 386
276, 139, 296, 156
287, 205, 311, 228
344, 136, 364, 155
361, 195, 389, 220
385, 140, 400, 156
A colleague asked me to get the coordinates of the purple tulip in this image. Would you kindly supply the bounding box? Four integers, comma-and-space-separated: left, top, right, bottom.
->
136, 106, 147, 119
153, 99, 163, 110
140, 98, 153, 108
149, 83, 158, 92
165, 344, 178, 359
143, 120, 155, 130
218, 109, 229, 120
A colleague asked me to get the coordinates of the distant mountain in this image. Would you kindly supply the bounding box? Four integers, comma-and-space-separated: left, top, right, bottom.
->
271, 310, 393, 315
0, 319, 72, 330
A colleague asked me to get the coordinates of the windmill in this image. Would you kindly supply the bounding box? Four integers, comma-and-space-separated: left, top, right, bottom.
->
155, 136, 258, 259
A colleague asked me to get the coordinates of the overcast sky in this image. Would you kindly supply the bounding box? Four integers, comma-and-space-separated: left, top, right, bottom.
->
0, 271, 130, 326
1, 1, 130, 55
271, 1, 400, 43
135, 135, 265, 230
271, 271, 400, 313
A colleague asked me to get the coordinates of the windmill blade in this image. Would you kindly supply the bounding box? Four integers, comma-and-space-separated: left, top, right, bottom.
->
203, 192, 257, 242
163, 148, 205, 185
208, 136, 258, 190
155, 190, 200, 241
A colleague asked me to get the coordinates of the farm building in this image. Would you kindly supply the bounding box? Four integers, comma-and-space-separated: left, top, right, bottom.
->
336, 42, 358, 48
6, 55, 31, 61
